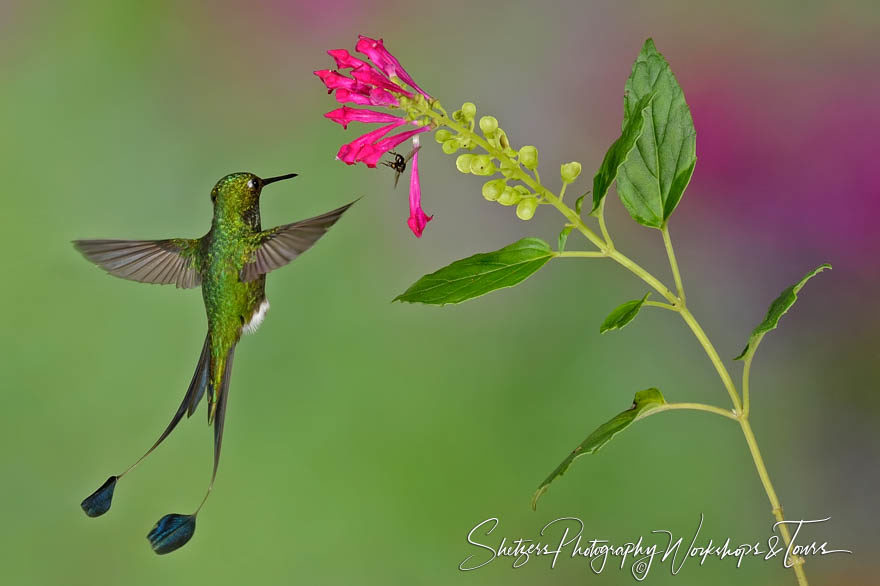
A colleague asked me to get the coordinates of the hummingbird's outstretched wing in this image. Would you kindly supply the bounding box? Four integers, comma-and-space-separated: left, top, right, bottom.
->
240, 201, 356, 282
73, 238, 202, 288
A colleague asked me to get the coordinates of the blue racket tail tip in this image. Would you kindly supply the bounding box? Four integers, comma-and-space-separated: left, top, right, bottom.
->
81, 476, 118, 517
147, 513, 197, 555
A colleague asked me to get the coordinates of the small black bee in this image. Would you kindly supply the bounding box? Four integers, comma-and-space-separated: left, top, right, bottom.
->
381, 146, 420, 188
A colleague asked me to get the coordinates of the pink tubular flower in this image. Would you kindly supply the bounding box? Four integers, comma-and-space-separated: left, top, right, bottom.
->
316, 35, 434, 237
335, 121, 407, 165
407, 137, 432, 237
324, 106, 404, 129
355, 35, 432, 100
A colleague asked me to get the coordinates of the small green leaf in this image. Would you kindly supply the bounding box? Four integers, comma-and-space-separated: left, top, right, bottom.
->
558, 226, 573, 252
734, 264, 831, 361
575, 193, 588, 216
531, 388, 666, 510
616, 39, 697, 228
599, 293, 651, 333
394, 238, 555, 305
590, 93, 655, 215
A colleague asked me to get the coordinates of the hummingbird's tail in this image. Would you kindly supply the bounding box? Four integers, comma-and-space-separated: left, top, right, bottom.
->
80, 334, 212, 518
146, 342, 236, 555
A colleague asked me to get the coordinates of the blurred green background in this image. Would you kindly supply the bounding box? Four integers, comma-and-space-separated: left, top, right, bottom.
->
1, 1, 876, 584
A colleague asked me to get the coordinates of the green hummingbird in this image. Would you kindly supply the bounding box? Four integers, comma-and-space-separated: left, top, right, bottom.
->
76, 172, 354, 554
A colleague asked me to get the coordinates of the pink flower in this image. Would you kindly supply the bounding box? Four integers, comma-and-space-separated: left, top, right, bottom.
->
324, 106, 404, 129
327, 49, 367, 70
317, 36, 434, 237
355, 35, 432, 100
407, 137, 432, 238
358, 126, 429, 167
335, 121, 407, 165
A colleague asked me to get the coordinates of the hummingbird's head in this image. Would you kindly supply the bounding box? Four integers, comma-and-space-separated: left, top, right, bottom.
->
209, 172, 298, 211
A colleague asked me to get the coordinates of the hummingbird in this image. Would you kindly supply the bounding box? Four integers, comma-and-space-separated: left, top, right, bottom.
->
75, 172, 354, 554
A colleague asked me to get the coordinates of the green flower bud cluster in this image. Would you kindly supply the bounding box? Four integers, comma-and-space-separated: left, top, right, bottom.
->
480, 178, 537, 220
437, 102, 481, 154
434, 102, 545, 220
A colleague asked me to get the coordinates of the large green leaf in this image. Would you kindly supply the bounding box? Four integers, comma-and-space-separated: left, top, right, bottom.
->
531, 388, 666, 509
591, 93, 656, 214
599, 293, 650, 333
616, 39, 696, 228
734, 264, 831, 361
394, 238, 555, 305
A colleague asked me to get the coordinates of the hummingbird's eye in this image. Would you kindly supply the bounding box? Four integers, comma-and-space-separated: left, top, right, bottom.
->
247, 179, 258, 190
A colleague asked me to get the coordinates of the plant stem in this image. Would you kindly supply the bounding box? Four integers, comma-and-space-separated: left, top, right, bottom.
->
557, 251, 605, 258
607, 249, 679, 304
678, 306, 743, 414
740, 418, 809, 585
661, 223, 685, 303
742, 353, 754, 418
641, 402, 738, 421
423, 106, 807, 584
597, 199, 614, 249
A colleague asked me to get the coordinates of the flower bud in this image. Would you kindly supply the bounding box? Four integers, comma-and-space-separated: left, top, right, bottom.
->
519, 146, 538, 170
561, 161, 582, 183
442, 139, 460, 154
482, 179, 506, 201
497, 187, 521, 206
461, 102, 477, 120
479, 116, 498, 136
458, 137, 475, 150
513, 185, 531, 196
456, 154, 475, 173
498, 131, 510, 150
516, 197, 537, 220
434, 129, 453, 143
499, 160, 517, 178
470, 154, 495, 176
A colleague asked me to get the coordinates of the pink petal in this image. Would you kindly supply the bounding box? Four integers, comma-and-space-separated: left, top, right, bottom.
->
351, 66, 413, 98
406, 148, 432, 237
357, 126, 429, 168
324, 107, 404, 129
333, 88, 374, 105
314, 69, 361, 93
336, 121, 407, 165
356, 35, 432, 99
368, 88, 399, 106
327, 49, 367, 70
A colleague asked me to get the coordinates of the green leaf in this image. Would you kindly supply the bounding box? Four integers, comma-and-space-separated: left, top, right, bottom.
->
575, 193, 588, 216
394, 238, 555, 305
734, 264, 831, 361
557, 226, 573, 252
590, 93, 656, 214
616, 39, 696, 228
599, 293, 651, 333
531, 388, 666, 510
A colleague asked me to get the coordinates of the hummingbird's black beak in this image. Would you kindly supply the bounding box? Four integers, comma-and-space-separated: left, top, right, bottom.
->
261, 173, 298, 186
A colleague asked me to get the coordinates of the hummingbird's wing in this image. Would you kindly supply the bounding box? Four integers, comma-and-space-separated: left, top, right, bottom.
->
73, 238, 202, 288
240, 201, 356, 282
